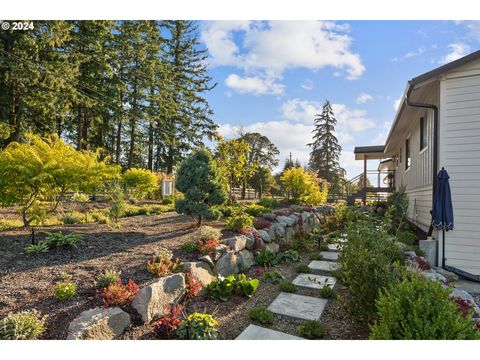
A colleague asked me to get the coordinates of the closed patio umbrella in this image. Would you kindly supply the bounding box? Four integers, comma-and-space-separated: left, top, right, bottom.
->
431, 167, 454, 268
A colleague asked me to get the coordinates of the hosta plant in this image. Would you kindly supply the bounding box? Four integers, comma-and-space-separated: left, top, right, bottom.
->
24, 241, 50, 254
44, 232, 84, 248
101, 279, 139, 307
207, 274, 259, 301
176, 313, 219, 340
0, 310, 47, 340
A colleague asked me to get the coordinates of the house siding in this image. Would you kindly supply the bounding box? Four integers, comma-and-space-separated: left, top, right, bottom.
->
439, 60, 480, 275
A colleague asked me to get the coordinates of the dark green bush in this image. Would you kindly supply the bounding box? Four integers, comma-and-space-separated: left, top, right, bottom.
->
370, 275, 480, 340
261, 270, 284, 284
277, 249, 301, 263
181, 241, 199, 253
310, 253, 323, 260
396, 230, 417, 246
339, 220, 403, 320
296, 263, 310, 273
248, 307, 274, 325
255, 250, 279, 267
244, 204, 270, 217
319, 285, 337, 299
288, 233, 316, 253
279, 280, 297, 293
297, 321, 326, 339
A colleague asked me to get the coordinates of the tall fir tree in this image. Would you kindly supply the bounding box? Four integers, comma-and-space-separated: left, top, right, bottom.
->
308, 100, 345, 193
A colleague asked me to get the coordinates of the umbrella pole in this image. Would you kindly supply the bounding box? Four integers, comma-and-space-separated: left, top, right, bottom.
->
442, 228, 445, 268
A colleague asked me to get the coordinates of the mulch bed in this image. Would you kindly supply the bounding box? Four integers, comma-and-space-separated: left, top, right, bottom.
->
0, 210, 368, 340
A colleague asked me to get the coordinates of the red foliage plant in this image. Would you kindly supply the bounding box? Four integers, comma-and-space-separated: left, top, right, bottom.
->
253, 268, 264, 278
198, 239, 219, 255
185, 272, 202, 300
153, 304, 182, 339
101, 279, 139, 308
147, 255, 181, 277
273, 210, 292, 217
451, 296, 474, 318
302, 206, 314, 212
412, 256, 431, 271
254, 219, 272, 230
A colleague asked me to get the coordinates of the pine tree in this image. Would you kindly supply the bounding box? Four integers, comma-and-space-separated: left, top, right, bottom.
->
308, 100, 345, 193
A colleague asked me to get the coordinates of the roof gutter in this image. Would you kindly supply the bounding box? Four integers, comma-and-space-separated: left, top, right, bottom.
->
404, 81, 442, 266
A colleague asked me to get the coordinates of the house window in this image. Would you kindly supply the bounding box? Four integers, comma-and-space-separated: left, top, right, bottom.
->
420, 117, 428, 151
405, 138, 411, 170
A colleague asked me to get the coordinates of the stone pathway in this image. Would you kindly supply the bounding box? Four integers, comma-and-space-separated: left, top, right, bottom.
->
235, 234, 346, 340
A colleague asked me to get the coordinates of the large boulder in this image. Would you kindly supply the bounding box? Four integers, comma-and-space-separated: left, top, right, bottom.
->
285, 227, 295, 243
67, 307, 130, 340
198, 254, 215, 269
276, 215, 296, 227
183, 261, 215, 289
263, 213, 277, 222
214, 252, 239, 276
245, 232, 256, 250
270, 223, 286, 240
237, 249, 255, 270
432, 267, 458, 283
132, 273, 185, 323
214, 244, 228, 261
264, 243, 280, 254
226, 235, 247, 252
258, 229, 271, 243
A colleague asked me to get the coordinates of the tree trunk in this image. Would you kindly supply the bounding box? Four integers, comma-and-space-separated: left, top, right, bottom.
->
147, 120, 154, 171
197, 214, 202, 227
241, 178, 246, 199
166, 145, 174, 174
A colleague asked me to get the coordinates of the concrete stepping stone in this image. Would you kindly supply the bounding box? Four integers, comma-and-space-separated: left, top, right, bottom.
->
308, 260, 339, 272
236, 324, 303, 340
327, 243, 338, 251
268, 292, 328, 321
337, 237, 347, 243
292, 274, 336, 290
320, 251, 338, 261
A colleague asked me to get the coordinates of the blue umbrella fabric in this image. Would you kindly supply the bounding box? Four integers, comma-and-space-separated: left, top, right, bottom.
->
432, 167, 454, 231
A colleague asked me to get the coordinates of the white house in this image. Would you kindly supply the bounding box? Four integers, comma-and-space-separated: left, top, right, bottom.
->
354, 50, 480, 277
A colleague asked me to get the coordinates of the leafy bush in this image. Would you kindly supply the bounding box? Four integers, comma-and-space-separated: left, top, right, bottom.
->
181, 241, 199, 253
310, 253, 324, 261
176, 313, 219, 340
215, 204, 239, 218
370, 276, 480, 339
123, 168, 159, 199
244, 204, 270, 217
101, 279, 139, 307
261, 270, 284, 284
88, 210, 110, 224
153, 304, 182, 339
319, 285, 337, 299
161, 195, 174, 205
319, 244, 329, 252
339, 220, 404, 320
24, 241, 50, 254
255, 250, 279, 267
207, 274, 259, 301
278, 249, 301, 263
225, 211, 254, 233
297, 321, 326, 339
248, 307, 274, 325
0, 310, 47, 340
288, 233, 317, 253
279, 280, 297, 293
54, 276, 77, 301
97, 270, 121, 288
61, 212, 83, 225
72, 192, 89, 203
45, 231, 84, 248
257, 197, 279, 209
198, 239, 220, 256
396, 230, 417, 246
281, 167, 328, 205
0, 219, 23, 231
296, 263, 310, 273
195, 225, 221, 243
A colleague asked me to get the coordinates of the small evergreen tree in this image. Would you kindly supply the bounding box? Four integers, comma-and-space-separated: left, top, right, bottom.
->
308, 101, 346, 193
175, 149, 227, 226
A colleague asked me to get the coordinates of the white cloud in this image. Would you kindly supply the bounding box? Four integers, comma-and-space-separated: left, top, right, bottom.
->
337, 132, 354, 143
225, 73, 284, 95
391, 47, 426, 62
439, 43, 471, 65
371, 121, 392, 145
455, 21, 480, 42
301, 80, 314, 91
202, 20, 365, 82
356, 93, 373, 104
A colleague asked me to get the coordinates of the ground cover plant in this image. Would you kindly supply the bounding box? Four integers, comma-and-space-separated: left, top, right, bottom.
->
278, 280, 297, 293
248, 307, 274, 325
0, 310, 47, 340
53, 275, 77, 301
176, 313, 219, 340
297, 320, 326, 339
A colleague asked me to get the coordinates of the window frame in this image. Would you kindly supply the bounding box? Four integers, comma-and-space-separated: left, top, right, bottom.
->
405, 137, 411, 171
420, 116, 428, 152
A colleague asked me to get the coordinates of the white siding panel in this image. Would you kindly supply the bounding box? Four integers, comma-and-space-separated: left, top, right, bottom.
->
440, 72, 480, 275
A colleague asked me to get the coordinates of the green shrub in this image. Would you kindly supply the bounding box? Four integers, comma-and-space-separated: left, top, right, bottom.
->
109, 186, 126, 223
72, 192, 89, 203
181, 241, 199, 253
255, 250, 279, 267
44, 232, 84, 248
278, 249, 301, 263
261, 270, 284, 284
296, 263, 310, 273
24, 241, 50, 254
0, 219, 23, 230
279, 280, 297, 293
257, 197, 279, 209
61, 212, 83, 225
89, 210, 110, 224
310, 253, 323, 261
54, 276, 77, 301
244, 204, 270, 217
297, 321, 326, 339
161, 195, 174, 205
339, 220, 403, 320
207, 274, 259, 301
248, 307, 274, 325
215, 204, 239, 218
97, 270, 121, 288
122, 167, 159, 200
0, 310, 47, 340
225, 211, 254, 233
319, 285, 337, 299
176, 313, 219, 340
319, 244, 329, 252
370, 275, 480, 340
195, 225, 221, 242
396, 230, 417, 246
288, 233, 316, 253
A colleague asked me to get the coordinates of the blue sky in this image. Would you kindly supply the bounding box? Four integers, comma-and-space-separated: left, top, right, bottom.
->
198, 20, 480, 178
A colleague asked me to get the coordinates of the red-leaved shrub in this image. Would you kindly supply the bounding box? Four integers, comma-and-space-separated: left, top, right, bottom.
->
253, 268, 264, 278
254, 219, 272, 229
198, 239, 219, 256
101, 279, 139, 307
412, 256, 431, 270
451, 296, 474, 318
153, 304, 182, 339
185, 272, 202, 300
147, 256, 181, 277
